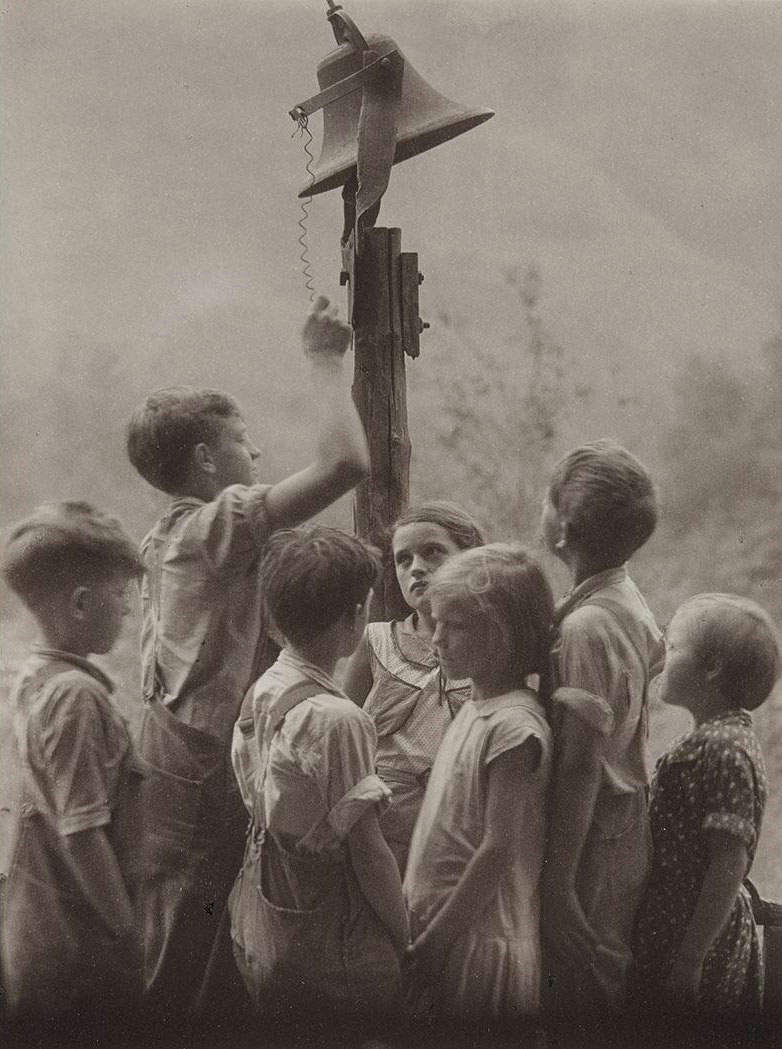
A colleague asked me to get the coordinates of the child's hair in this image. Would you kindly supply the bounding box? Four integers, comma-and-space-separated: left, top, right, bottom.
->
391, 500, 486, 551
674, 593, 781, 712
429, 543, 555, 690
126, 387, 241, 494
548, 439, 658, 564
260, 525, 381, 645
1, 501, 144, 613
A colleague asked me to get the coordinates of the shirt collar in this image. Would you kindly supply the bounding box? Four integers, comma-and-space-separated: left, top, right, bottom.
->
555, 565, 628, 625
30, 646, 115, 693
277, 647, 345, 696
394, 613, 438, 668
470, 688, 541, 719
700, 708, 753, 730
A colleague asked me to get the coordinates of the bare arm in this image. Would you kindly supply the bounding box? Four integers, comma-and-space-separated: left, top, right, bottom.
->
342, 632, 374, 706
408, 739, 541, 974
665, 831, 749, 1000
265, 296, 369, 530
348, 807, 409, 956
542, 709, 602, 960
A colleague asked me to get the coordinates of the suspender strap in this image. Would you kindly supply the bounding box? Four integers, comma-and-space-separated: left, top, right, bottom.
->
252, 679, 335, 837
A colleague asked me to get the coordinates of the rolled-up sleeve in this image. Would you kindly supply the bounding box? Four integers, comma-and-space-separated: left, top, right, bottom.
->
327, 775, 391, 839
320, 706, 388, 839
42, 688, 119, 836
188, 484, 272, 571
552, 617, 616, 736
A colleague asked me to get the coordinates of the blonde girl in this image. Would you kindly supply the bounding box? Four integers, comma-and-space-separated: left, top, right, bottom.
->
403, 544, 554, 1026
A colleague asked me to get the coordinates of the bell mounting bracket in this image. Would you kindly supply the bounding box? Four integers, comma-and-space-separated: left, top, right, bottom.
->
289, 46, 400, 123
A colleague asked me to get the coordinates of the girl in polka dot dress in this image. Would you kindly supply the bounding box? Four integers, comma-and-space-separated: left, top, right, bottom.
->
632, 594, 781, 1018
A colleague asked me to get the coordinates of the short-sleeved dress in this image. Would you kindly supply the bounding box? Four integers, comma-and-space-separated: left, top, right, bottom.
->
632, 710, 767, 1014
1, 648, 144, 1017
363, 618, 471, 872
404, 689, 552, 1021
229, 649, 400, 1019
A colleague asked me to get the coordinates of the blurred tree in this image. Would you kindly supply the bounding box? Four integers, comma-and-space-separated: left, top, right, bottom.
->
0, 334, 158, 537
432, 264, 570, 540
648, 318, 782, 623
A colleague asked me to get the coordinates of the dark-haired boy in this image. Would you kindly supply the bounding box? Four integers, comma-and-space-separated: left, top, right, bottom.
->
1, 502, 144, 1024
125, 296, 369, 1013
229, 525, 407, 1023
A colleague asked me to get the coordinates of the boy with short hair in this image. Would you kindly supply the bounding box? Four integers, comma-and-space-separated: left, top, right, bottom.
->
1, 502, 144, 1024
229, 525, 408, 1025
539, 440, 666, 1015
125, 295, 369, 1013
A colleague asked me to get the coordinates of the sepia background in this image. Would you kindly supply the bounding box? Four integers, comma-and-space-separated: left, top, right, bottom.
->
2, 0, 780, 895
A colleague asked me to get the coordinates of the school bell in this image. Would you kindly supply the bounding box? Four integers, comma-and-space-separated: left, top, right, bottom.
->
290, 3, 494, 222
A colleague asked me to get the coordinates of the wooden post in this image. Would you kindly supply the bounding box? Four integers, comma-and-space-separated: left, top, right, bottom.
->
346, 225, 421, 619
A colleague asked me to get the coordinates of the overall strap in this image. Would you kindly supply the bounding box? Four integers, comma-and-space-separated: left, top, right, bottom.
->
252, 679, 335, 836
141, 524, 172, 704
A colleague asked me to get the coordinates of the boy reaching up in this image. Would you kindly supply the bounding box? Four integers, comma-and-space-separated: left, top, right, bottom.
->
125, 295, 369, 1014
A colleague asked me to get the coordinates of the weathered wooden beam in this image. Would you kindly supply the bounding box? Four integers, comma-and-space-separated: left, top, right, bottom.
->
350, 225, 414, 619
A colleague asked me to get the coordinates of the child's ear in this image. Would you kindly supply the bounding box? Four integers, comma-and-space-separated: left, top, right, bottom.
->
70, 586, 91, 621
193, 442, 217, 475
555, 519, 570, 552
704, 661, 724, 686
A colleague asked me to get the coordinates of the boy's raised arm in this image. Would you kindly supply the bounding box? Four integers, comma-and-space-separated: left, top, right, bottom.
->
266, 295, 369, 530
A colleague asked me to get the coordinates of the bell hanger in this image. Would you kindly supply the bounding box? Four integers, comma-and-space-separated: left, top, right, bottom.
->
289, 2, 494, 199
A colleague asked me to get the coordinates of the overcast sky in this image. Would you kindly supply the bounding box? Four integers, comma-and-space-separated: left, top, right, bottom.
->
2, 0, 781, 451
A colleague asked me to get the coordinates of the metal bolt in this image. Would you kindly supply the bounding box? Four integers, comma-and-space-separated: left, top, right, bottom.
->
339, 270, 350, 286
419, 319, 430, 334
418, 273, 425, 285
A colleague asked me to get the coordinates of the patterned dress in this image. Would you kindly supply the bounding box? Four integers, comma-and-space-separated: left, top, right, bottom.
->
363, 618, 471, 873
632, 709, 767, 1014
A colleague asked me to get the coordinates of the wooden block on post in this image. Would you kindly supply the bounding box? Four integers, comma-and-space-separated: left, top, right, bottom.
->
399, 252, 421, 359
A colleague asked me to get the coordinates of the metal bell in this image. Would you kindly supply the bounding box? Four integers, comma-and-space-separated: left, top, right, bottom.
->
297, 33, 494, 197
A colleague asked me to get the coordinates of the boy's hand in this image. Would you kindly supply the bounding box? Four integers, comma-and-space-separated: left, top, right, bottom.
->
302, 295, 352, 359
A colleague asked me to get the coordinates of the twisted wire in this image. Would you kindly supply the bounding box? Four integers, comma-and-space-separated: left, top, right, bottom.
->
292, 113, 316, 303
